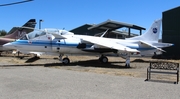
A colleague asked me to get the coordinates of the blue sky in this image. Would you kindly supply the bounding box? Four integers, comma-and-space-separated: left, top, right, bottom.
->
0, 0, 179, 36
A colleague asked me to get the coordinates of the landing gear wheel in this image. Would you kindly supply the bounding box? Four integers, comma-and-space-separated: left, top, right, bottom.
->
99, 56, 108, 63
62, 58, 70, 65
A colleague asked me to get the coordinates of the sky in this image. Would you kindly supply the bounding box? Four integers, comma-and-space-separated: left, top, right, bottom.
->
0, 0, 180, 37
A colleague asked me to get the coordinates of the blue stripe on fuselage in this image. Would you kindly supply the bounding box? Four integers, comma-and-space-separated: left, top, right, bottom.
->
13, 40, 156, 50
14, 40, 79, 47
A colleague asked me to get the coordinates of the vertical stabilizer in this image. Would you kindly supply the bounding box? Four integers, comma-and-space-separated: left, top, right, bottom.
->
4, 19, 36, 39
126, 19, 162, 42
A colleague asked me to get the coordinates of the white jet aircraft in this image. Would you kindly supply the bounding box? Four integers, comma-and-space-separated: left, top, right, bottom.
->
3, 19, 173, 67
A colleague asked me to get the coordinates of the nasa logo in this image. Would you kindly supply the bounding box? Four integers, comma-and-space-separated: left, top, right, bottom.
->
153, 28, 157, 34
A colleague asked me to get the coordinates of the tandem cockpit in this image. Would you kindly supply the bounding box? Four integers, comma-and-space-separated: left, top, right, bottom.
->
19, 28, 74, 40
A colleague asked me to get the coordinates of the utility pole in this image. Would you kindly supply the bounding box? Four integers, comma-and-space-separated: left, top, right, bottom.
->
39, 19, 43, 29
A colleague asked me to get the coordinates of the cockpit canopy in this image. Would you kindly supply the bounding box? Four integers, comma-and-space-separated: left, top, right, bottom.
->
20, 28, 74, 40
44, 28, 74, 35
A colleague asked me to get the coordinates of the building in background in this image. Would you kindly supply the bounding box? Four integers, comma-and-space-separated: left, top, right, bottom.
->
162, 6, 180, 59
70, 19, 145, 39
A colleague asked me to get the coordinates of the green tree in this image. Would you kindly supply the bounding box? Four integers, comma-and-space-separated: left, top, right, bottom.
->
0, 30, 7, 36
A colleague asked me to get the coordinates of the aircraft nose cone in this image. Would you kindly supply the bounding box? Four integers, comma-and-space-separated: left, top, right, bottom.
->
3, 43, 14, 49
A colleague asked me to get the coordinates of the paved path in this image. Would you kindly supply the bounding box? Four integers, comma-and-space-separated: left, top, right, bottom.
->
0, 66, 180, 99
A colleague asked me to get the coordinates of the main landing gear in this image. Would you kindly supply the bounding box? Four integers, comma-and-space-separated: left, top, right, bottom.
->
59, 54, 70, 65
125, 55, 130, 68
99, 54, 131, 68
59, 54, 131, 68
122, 53, 131, 68
99, 55, 108, 63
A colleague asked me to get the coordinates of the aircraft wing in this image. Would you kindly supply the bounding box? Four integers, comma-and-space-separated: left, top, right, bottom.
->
139, 41, 165, 52
82, 37, 139, 52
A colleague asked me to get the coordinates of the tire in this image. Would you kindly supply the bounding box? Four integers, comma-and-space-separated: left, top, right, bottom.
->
62, 58, 70, 65
99, 56, 108, 63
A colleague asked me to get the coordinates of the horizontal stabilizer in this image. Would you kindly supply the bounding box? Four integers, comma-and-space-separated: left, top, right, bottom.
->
139, 41, 165, 52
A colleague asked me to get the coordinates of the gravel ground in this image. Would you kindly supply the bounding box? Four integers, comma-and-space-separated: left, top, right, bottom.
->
0, 66, 180, 99
0, 54, 180, 99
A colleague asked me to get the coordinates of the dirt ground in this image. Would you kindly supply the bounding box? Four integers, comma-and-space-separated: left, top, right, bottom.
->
0, 52, 179, 82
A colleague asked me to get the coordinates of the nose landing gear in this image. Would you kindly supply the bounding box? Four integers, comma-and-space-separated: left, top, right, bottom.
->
59, 54, 70, 65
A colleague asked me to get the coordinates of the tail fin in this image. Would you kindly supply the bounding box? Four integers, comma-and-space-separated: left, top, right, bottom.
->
126, 19, 162, 42
4, 19, 36, 39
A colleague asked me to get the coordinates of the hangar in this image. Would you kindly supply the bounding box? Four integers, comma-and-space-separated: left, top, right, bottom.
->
70, 19, 146, 39
162, 6, 180, 58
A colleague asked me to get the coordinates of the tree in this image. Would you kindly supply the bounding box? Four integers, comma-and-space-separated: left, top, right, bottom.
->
0, 30, 7, 36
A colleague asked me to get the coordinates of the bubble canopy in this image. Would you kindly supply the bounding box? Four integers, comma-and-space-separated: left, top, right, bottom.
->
20, 28, 74, 40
